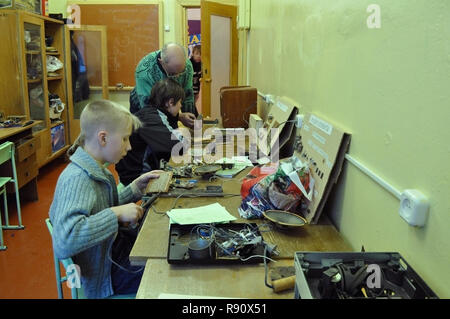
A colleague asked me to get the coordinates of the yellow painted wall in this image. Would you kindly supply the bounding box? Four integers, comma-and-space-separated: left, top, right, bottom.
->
248, 0, 450, 297
55, 0, 236, 43
48, 0, 450, 297
48, 0, 67, 15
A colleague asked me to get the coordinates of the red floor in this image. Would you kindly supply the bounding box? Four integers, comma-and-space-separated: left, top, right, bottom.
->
0, 156, 119, 299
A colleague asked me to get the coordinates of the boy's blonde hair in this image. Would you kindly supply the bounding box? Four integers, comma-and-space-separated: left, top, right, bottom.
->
67, 100, 141, 156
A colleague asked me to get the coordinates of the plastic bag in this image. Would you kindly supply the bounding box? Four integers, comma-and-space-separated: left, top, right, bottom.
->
240, 164, 278, 199
239, 157, 311, 219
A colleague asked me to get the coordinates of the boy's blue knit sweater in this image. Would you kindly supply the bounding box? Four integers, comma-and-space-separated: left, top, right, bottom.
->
49, 147, 142, 299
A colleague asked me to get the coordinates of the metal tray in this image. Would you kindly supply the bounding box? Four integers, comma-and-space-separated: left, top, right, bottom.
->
294, 252, 438, 299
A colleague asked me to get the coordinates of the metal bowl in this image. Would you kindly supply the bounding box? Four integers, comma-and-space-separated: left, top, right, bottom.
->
263, 210, 307, 229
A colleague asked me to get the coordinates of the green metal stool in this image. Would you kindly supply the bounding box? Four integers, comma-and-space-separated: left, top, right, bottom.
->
0, 141, 24, 251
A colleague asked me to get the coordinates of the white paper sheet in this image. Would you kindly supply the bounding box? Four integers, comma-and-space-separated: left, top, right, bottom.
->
167, 203, 237, 225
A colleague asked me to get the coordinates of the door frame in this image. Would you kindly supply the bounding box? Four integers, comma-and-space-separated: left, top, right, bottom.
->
201, 0, 238, 117
176, 1, 238, 117
180, 4, 201, 49
176, 0, 201, 47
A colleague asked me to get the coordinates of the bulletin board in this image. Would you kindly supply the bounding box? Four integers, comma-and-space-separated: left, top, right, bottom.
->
78, 4, 161, 87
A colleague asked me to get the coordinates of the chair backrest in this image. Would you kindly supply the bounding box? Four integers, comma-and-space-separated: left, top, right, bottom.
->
45, 218, 83, 299
45, 218, 134, 299
0, 142, 14, 166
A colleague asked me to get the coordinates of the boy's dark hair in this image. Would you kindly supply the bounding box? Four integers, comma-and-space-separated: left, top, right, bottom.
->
192, 45, 201, 54
148, 78, 185, 111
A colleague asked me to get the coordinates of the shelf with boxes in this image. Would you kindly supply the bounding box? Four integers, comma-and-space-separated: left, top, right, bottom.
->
0, 9, 71, 168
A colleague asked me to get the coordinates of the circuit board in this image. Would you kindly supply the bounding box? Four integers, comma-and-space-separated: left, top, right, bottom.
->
167, 223, 266, 265
145, 171, 173, 194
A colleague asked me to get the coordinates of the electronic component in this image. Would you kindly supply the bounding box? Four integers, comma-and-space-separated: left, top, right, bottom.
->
145, 171, 173, 194
294, 252, 438, 299
167, 223, 275, 265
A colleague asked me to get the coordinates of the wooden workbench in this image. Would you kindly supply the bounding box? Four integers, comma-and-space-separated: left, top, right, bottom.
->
137, 259, 295, 299
130, 168, 351, 265
130, 165, 352, 299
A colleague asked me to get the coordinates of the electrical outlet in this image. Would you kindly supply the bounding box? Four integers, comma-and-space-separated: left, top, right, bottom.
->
399, 189, 429, 227
264, 94, 274, 105
295, 114, 304, 128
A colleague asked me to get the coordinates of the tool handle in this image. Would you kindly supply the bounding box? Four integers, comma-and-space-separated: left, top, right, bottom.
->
272, 275, 296, 293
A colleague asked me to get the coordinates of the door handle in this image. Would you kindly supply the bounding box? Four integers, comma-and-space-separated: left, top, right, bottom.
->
203, 68, 211, 83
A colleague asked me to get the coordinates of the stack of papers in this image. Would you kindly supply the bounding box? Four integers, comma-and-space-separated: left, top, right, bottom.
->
167, 203, 237, 225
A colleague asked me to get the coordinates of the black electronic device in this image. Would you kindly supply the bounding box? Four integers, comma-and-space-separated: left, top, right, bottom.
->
294, 252, 438, 299
121, 194, 159, 237
22, 120, 34, 127
49, 13, 64, 21
167, 223, 268, 265
197, 114, 219, 125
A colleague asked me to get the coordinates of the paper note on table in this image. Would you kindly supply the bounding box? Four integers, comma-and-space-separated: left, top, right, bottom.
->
167, 203, 237, 225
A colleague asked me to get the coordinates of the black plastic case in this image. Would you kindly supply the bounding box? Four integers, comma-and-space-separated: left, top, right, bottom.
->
294, 252, 438, 299
167, 223, 266, 265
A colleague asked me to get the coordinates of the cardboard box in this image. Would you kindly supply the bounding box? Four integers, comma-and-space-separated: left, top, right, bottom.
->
260, 96, 300, 160
298, 113, 351, 224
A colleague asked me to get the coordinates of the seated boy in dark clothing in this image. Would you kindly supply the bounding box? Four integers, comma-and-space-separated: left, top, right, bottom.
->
116, 78, 186, 186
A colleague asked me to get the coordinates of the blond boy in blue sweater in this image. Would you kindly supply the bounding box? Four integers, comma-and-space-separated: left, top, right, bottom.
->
49, 100, 160, 298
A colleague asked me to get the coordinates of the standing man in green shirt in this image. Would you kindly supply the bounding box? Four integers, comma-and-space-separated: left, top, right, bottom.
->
130, 43, 198, 128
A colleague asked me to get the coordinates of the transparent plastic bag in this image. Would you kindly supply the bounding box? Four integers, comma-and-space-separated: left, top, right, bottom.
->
239, 158, 311, 219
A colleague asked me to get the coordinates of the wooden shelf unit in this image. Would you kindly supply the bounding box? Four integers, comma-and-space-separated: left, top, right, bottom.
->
0, 9, 71, 168
47, 75, 63, 81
